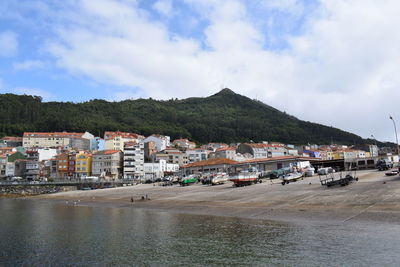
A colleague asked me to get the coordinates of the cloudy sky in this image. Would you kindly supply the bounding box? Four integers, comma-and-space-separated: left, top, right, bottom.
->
0, 0, 399, 142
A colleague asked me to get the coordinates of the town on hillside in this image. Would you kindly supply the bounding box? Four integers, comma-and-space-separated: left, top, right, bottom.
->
0, 131, 398, 182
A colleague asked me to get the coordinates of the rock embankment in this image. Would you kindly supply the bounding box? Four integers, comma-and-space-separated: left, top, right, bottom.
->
1, 185, 75, 197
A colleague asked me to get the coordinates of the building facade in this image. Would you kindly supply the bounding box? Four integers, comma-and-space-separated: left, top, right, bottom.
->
23, 132, 94, 149
144, 134, 171, 152
92, 150, 123, 180
104, 131, 144, 152
123, 142, 144, 180
75, 152, 92, 177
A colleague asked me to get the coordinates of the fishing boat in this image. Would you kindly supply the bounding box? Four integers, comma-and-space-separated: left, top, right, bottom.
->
229, 170, 261, 187
180, 175, 198, 186
281, 172, 303, 185
385, 170, 399, 176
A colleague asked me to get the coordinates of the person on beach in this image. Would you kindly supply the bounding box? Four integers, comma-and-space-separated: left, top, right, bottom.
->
130, 197, 134, 203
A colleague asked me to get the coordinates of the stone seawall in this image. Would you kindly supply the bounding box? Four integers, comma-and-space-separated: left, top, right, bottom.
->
0, 185, 77, 197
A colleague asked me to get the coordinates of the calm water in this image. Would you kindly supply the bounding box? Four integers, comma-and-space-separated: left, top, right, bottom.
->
1, 198, 400, 266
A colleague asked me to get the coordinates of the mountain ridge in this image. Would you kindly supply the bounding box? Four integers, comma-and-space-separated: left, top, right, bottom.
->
0, 89, 382, 145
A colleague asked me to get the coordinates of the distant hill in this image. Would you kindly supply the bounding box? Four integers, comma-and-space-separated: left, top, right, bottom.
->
0, 88, 382, 145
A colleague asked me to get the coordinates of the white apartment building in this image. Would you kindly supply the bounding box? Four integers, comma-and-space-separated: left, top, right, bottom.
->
143, 134, 170, 152
104, 131, 144, 152
186, 149, 209, 163
123, 141, 144, 180
144, 159, 179, 179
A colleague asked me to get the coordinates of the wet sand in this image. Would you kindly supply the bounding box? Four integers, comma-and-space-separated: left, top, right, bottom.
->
33, 170, 400, 224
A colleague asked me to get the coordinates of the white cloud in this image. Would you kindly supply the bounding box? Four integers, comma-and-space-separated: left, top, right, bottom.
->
44, 0, 400, 142
152, 0, 173, 17
0, 31, 18, 57
13, 60, 47, 71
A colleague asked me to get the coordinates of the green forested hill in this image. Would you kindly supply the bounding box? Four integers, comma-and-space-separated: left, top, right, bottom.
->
0, 88, 371, 145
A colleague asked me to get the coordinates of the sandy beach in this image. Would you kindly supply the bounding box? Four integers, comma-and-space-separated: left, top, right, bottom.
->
33, 170, 400, 224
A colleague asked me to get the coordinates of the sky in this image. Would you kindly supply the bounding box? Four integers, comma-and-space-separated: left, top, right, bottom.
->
0, 0, 399, 143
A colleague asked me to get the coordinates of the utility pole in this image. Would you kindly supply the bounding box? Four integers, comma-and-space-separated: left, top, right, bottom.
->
389, 116, 400, 157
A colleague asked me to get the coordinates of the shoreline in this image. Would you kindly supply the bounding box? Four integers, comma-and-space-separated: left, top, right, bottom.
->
31, 170, 400, 224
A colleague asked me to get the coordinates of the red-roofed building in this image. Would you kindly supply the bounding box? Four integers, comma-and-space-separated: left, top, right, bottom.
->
144, 134, 171, 152
92, 150, 123, 179
210, 147, 237, 160
152, 147, 188, 166
0, 136, 23, 147
172, 138, 196, 150
104, 131, 144, 151
22, 131, 94, 149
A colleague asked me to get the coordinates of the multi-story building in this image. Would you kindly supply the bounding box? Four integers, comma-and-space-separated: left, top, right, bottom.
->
14, 159, 27, 178
332, 151, 344, 160
144, 134, 170, 152
144, 141, 157, 161
237, 143, 288, 158
69, 138, 91, 151
172, 138, 196, 150
0, 136, 23, 147
0, 155, 6, 178
75, 152, 92, 177
123, 141, 144, 180
23, 132, 94, 149
201, 143, 229, 151
2, 152, 27, 178
38, 148, 58, 161
104, 131, 144, 152
90, 137, 105, 151
56, 153, 69, 177
153, 148, 188, 166
92, 150, 123, 180
186, 149, 209, 163
144, 159, 179, 180
212, 147, 236, 160
25, 151, 39, 180
68, 153, 77, 177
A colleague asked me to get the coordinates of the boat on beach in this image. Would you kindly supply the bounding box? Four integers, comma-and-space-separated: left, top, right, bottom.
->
229, 169, 262, 187
211, 173, 229, 185
281, 172, 304, 185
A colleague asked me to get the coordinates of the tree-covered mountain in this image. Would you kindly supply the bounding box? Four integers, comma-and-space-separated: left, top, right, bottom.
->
0, 88, 381, 145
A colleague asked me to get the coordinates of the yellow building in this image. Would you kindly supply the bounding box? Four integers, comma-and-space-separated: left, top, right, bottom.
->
332, 151, 344, 160
75, 152, 92, 177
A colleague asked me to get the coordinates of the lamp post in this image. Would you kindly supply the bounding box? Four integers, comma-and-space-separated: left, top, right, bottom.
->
371, 134, 378, 157
370, 135, 377, 146
389, 116, 400, 157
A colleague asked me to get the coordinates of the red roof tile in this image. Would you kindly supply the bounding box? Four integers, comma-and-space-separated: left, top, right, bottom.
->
93, 150, 121, 155
104, 131, 143, 140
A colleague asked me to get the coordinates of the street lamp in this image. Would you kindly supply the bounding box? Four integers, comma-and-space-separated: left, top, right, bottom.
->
370, 135, 377, 146
389, 116, 400, 156
371, 134, 378, 157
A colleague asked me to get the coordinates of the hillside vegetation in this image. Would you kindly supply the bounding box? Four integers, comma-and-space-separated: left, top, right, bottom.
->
0, 88, 373, 145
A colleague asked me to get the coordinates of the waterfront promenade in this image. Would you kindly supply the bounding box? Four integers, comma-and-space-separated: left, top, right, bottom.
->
34, 170, 400, 224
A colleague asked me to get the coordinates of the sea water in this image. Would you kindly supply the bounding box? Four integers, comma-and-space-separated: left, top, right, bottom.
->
1, 198, 399, 266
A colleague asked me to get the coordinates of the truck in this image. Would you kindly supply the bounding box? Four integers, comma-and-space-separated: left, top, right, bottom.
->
376, 159, 393, 171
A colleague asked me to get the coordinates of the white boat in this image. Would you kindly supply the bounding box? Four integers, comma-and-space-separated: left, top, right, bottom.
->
281, 172, 303, 185
229, 171, 261, 187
